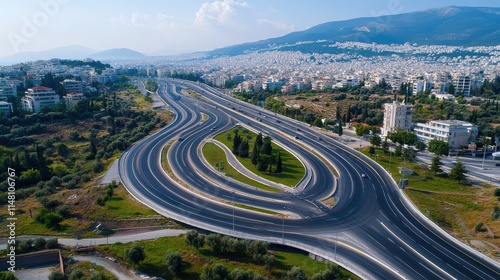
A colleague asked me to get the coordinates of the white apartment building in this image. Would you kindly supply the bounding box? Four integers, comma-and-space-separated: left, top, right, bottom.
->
63, 92, 86, 108
453, 74, 472, 96
21, 86, 60, 113
414, 120, 478, 149
382, 101, 413, 137
412, 79, 432, 94
61, 79, 83, 93
0, 101, 13, 115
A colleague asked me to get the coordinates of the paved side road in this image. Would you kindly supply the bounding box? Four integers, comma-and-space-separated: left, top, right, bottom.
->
58, 229, 187, 247
72, 255, 142, 280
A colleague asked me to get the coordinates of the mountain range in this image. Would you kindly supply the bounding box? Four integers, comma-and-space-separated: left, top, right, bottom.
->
0, 46, 145, 65
209, 6, 500, 56
1, 6, 499, 64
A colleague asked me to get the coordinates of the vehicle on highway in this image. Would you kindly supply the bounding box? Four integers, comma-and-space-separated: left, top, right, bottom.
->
361, 174, 366, 178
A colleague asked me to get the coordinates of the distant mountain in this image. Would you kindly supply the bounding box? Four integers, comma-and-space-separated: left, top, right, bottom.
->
90, 48, 146, 60
210, 6, 500, 56
0, 45, 97, 65
0, 46, 146, 65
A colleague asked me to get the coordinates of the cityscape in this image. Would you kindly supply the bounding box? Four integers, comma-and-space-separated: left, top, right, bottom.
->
1, 1, 500, 280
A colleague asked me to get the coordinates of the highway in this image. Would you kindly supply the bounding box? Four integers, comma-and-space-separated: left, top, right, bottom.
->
119, 79, 500, 279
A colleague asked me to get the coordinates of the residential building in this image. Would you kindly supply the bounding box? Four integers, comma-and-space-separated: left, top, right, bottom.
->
453, 74, 472, 97
63, 92, 86, 108
21, 86, 60, 113
412, 79, 432, 94
414, 120, 478, 149
0, 101, 13, 116
61, 79, 83, 93
382, 101, 413, 137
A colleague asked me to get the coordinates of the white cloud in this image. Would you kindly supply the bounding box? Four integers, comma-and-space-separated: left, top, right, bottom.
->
110, 13, 177, 30
195, 0, 249, 26
257, 19, 295, 32
110, 15, 127, 26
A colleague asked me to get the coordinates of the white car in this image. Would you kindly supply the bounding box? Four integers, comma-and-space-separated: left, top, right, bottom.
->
361, 174, 366, 178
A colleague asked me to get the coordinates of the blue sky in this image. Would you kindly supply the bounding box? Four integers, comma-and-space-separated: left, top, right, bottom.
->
1, 0, 499, 56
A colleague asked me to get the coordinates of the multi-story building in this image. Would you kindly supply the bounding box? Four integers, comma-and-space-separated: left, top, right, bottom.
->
61, 79, 83, 93
414, 120, 478, 149
382, 101, 413, 137
21, 86, 60, 113
412, 79, 432, 94
453, 74, 472, 97
63, 92, 86, 108
0, 101, 13, 116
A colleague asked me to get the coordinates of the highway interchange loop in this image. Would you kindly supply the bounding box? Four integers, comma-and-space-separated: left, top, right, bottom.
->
119, 79, 500, 279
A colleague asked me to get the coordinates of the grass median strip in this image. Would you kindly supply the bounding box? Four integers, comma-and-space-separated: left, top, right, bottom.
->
215, 126, 305, 188
203, 142, 282, 192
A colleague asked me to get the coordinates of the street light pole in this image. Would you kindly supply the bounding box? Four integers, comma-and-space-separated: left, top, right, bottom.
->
482, 137, 487, 169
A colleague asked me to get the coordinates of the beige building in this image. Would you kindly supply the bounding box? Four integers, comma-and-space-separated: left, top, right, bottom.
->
382, 101, 413, 137
63, 92, 86, 108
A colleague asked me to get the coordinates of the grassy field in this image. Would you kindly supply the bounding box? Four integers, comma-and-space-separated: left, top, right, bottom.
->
214, 126, 305, 188
202, 143, 281, 192
363, 147, 500, 258
97, 235, 358, 280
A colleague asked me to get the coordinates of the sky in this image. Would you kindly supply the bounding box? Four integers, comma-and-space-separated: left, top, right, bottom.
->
1, 0, 499, 57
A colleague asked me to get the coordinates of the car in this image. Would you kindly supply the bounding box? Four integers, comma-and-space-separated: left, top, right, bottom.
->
276, 120, 281, 123
295, 135, 300, 139
495, 163, 500, 167
361, 174, 366, 178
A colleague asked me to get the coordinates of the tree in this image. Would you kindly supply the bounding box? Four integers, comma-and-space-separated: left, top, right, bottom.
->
428, 139, 449, 156
338, 119, 343, 136
19, 168, 42, 185
275, 152, 283, 173
311, 263, 341, 280
313, 117, 323, 128
370, 134, 381, 147
382, 139, 389, 154
166, 251, 183, 275
87, 271, 107, 280
185, 230, 204, 249
201, 263, 229, 280
0, 272, 16, 280
232, 130, 241, 155
238, 141, 250, 158
430, 156, 443, 175
48, 270, 65, 280
251, 144, 259, 167
450, 161, 467, 183
68, 269, 85, 280
255, 133, 264, 149
261, 136, 273, 156
256, 155, 269, 172
368, 146, 376, 156
205, 234, 222, 254
394, 145, 402, 157
415, 140, 427, 152
284, 266, 307, 280
124, 242, 145, 266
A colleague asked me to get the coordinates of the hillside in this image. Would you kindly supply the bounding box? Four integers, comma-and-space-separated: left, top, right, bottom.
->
210, 6, 500, 56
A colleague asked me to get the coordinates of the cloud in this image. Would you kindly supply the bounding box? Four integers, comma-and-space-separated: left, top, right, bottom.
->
257, 19, 294, 32
195, 0, 249, 26
110, 13, 177, 30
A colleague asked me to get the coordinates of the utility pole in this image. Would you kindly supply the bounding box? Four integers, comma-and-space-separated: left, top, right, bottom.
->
482, 137, 487, 169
